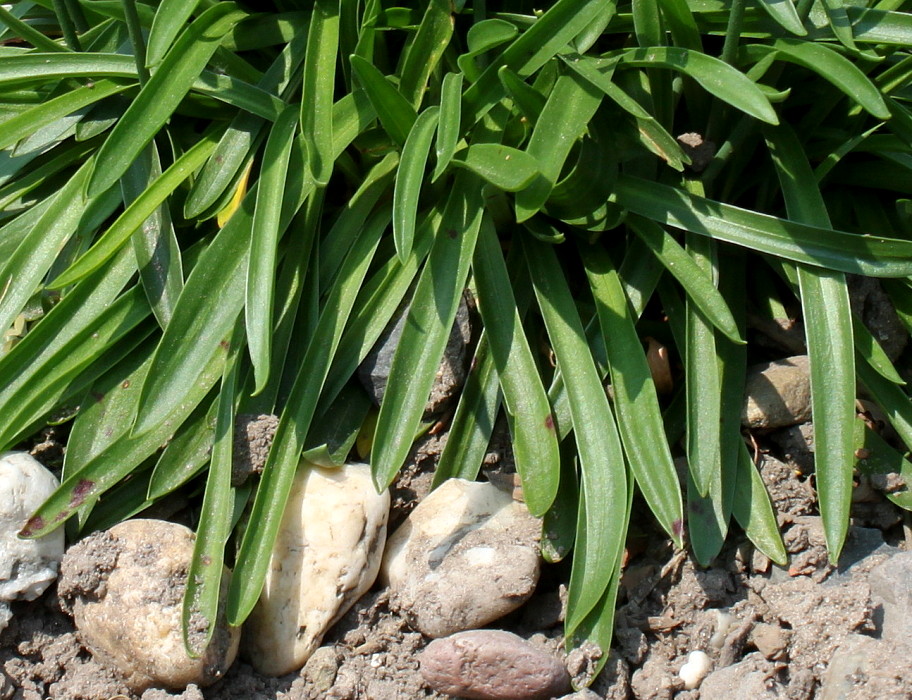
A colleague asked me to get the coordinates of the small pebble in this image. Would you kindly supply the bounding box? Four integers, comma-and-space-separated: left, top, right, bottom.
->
678, 650, 712, 690
742, 355, 811, 429
420, 630, 571, 700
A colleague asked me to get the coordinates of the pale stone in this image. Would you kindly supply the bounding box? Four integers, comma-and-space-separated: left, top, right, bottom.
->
381, 478, 541, 638
742, 355, 812, 429
245, 462, 389, 676
0, 452, 64, 632
420, 629, 571, 700
58, 519, 240, 692
678, 650, 712, 690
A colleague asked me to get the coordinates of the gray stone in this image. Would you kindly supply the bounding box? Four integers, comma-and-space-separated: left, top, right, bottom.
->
742, 355, 811, 429
819, 633, 912, 700
381, 478, 540, 638
420, 630, 571, 700
358, 292, 472, 415
0, 452, 65, 634
699, 653, 785, 700
301, 646, 339, 695
867, 551, 912, 643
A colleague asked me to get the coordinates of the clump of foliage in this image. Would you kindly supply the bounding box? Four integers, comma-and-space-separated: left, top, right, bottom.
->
3, 0, 912, 683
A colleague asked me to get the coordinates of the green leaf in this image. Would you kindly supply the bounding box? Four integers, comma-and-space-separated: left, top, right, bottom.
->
627, 215, 742, 343
515, 72, 602, 222
432, 72, 463, 181
765, 123, 855, 561
0, 79, 130, 152
19, 339, 227, 539
301, 0, 339, 185
523, 236, 631, 639
350, 54, 416, 147
612, 46, 778, 124
732, 443, 787, 565
461, 0, 606, 124
854, 419, 912, 512
473, 216, 559, 516
246, 105, 298, 394
581, 242, 683, 539
756, 0, 807, 36
452, 143, 541, 192
302, 382, 372, 467
432, 333, 501, 486
371, 173, 484, 491
393, 106, 439, 262
614, 175, 912, 277
227, 204, 388, 625
742, 40, 890, 120
51, 133, 218, 288
398, 0, 452, 109
86, 4, 249, 197
182, 320, 243, 657
147, 0, 203, 67
857, 357, 912, 452
854, 316, 905, 385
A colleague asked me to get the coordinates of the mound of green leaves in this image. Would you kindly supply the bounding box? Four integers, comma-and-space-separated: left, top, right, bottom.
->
3, 0, 912, 682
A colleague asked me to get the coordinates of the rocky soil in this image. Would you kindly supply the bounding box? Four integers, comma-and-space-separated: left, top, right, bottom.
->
3, 280, 912, 700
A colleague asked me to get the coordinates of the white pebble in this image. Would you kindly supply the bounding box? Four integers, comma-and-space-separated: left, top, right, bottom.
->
679, 650, 712, 690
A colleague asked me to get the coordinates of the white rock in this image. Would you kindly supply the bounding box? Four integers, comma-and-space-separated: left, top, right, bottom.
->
58, 519, 240, 692
244, 462, 390, 676
679, 650, 712, 690
0, 452, 64, 632
381, 478, 541, 638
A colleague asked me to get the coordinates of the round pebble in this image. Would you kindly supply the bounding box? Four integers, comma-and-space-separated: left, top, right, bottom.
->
420, 630, 571, 700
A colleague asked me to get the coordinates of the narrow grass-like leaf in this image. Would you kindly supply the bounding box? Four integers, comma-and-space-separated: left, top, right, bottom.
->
685, 230, 721, 498
146, 0, 202, 67
524, 236, 632, 638
0, 80, 129, 152
854, 419, 912, 512
461, 0, 606, 124
371, 174, 484, 491
432, 72, 463, 181
133, 93, 374, 437
627, 215, 742, 342
398, 0, 452, 109
498, 66, 547, 122
515, 72, 602, 222
432, 334, 501, 486
854, 316, 905, 385
613, 46, 778, 124
51, 134, 217, 288
19, 341, 227, 538
474, 217, 559, 516
86, 4, 248, 197
0, 161, 96, 341
301, 0, 339, 185
857, 357, 912, 450
541, 445, 580, 564
350, 54, 416, 147
742, 40, 890, 120
615, 175, 912, 276
452, 144, 540, 192
146, 395, 218, 499
848, 6, 912, 45
247, 105, 298, 394
732, 444, 787, 565
302, 382, 372, 467
227, 205, 388, 625
182, 320, 243, 657
120, 141, 183, 329
756, 0, 806, 35
393, 106, 438, 262
766, 123, 855, 561
582, 242, 683, 538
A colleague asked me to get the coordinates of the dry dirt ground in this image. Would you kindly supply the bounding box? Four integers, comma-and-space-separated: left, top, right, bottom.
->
4, 423, 912, 700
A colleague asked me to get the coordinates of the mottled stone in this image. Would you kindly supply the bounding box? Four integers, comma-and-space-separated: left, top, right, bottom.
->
420, 630, 570, 700
245, 462, 389, 676
59, 520, 239, 692
381, 478, 540, 638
